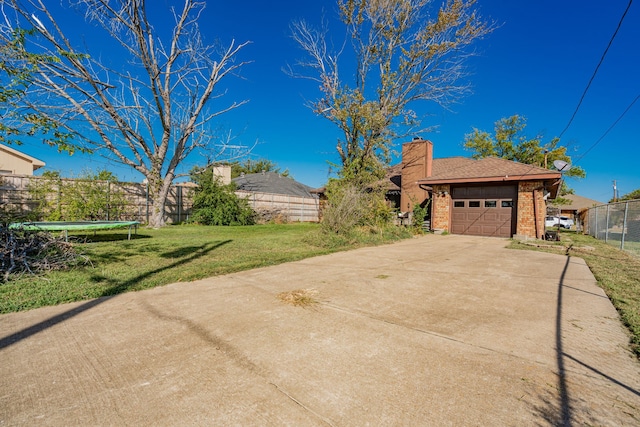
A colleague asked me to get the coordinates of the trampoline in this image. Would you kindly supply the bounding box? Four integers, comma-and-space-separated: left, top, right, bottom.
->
11, 221, 140, 241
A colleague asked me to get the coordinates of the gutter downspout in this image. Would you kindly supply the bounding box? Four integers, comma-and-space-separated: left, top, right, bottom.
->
533, 188, 541, 239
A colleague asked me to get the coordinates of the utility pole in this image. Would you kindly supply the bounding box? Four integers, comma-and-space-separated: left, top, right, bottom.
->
613, 180, 617, 202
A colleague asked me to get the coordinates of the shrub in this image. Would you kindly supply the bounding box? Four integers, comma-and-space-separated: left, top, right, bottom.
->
321, 181, 368, 234
190, 180, 255, 226
412, 200, 430, 231
321, 178, 393, 235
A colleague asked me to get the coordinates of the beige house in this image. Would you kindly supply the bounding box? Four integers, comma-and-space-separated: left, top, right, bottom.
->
0, 144, 45, 175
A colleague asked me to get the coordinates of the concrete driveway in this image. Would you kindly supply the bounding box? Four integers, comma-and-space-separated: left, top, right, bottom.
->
1, 234, 639, 426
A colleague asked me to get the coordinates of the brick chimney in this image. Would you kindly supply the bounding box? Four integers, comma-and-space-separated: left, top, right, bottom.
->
400, 138, 433, 212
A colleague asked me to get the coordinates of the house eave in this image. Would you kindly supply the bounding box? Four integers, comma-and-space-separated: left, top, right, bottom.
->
417, 173, 561, 186
0, 143, 46, 170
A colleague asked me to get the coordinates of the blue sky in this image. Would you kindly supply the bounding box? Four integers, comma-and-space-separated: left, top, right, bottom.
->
15, 0, 640, 203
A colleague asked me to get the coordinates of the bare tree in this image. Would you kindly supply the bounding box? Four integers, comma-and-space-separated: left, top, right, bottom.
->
1, 0, 250, 227
288, 0, 493, 182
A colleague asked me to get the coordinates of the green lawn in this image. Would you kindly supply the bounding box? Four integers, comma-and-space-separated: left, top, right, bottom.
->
511, 231, 640, 358
0, 223, 411, 314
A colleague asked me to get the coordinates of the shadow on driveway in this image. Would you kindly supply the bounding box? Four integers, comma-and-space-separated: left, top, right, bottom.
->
0, 240, 231, 350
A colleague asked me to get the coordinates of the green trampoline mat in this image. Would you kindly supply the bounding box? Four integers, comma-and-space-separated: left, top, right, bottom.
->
10, 221, 140, 231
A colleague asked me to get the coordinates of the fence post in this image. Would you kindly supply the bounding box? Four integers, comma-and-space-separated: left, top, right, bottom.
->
145, 181, 149, 224
106, 181, 111, 221
621, 201, 629, 251
178, 185, 182, 223
605, 204, 610, 243
56, 177, 62, 219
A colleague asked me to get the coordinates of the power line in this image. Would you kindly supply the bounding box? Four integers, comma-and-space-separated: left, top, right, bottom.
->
558, 0, 634, 139
573, 93, 640, 163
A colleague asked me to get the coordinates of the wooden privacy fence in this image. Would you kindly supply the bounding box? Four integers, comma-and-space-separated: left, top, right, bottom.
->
236, 190, 320, 222
0, 174, 319, 224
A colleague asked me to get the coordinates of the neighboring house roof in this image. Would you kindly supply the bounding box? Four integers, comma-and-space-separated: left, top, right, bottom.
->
0, 143, 45, 174
553, 194, 604, 211
232, 172, 317, 198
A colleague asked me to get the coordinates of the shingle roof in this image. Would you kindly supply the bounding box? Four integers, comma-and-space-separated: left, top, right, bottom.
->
232, 172, 317, 198
385, 156, 561, 189
419, 156, 561, 184
554, 194, 604, 211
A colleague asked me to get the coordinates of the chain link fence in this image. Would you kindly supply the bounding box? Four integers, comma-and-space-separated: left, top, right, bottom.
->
586, 199, 640, 257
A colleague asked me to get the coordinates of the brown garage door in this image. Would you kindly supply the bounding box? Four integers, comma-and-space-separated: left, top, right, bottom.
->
450, 185, 517, 237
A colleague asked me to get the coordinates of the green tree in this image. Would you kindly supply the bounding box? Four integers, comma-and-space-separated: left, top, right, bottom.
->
612, 188, 640, 203
0, 28, 75, 151
2, 0, 249, 228
190, 170, 255, 226
289, 0, 493, 185
28, 169, 126, 221
27, 170, 63, 221
230, 159, 289, 178
463, 115, 586, 188
59, 170, 126, 221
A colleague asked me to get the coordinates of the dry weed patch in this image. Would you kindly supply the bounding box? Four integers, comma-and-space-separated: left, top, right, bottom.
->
277, 288, 319, 307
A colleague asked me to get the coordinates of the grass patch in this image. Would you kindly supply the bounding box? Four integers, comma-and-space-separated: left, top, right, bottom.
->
0, 223, 412, 314
510, 231, 640, 358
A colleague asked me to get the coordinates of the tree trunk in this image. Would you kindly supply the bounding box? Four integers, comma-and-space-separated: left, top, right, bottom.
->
147, 197, 166, 228
146, 176, 172, 228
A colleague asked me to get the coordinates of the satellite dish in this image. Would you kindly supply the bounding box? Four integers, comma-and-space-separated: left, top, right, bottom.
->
553, 160, 571, 172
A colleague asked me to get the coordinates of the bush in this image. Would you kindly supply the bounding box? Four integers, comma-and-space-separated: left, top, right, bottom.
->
412, 200, 430, 231
190, 180, 255, 226
320, 178, 395, 235
321, 181, 369, 234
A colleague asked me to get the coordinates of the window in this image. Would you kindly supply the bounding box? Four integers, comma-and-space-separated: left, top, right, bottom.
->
484, 201, 497, 208
469, 201, 480, 208
501, 200, 514, 208
453, 201, 465, 208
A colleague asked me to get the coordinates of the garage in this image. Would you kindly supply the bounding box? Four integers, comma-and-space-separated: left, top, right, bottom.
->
450, 185, 517, 237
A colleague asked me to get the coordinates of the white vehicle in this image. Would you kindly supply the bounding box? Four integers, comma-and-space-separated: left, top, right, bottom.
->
545, 216, 574, 229
545, 216, 558, 228
557, 216, 574, 229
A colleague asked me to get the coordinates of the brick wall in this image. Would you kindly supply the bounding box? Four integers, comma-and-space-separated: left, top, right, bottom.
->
431, 184, 451, 231
516, 181, 545, 239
